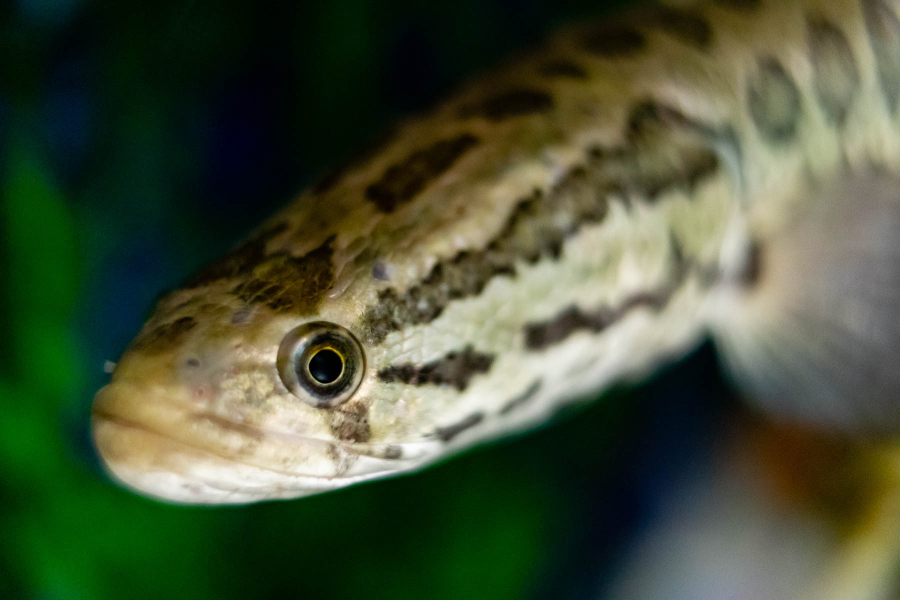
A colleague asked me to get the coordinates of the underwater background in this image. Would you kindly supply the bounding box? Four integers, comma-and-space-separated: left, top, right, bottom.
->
0, 0, 738, 597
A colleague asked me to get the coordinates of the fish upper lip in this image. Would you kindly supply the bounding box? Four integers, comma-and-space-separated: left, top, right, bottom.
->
91, 382, 423, 488
93, 408, 418, 505
93, 380, 430, 456
93, 406, 326, 481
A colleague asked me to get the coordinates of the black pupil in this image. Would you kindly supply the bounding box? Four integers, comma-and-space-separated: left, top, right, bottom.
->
308, 349, 343, 385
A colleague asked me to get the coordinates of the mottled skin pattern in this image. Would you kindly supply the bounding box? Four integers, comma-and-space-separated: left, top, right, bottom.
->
93, 0, 900, 514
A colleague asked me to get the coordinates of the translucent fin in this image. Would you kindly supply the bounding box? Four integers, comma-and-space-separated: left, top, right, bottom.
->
711, 171, 900, 435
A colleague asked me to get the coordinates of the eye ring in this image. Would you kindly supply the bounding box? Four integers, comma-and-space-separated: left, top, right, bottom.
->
276, 322, 365, 408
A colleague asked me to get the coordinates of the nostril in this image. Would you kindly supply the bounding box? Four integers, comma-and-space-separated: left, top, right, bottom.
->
185, 358, 201, 368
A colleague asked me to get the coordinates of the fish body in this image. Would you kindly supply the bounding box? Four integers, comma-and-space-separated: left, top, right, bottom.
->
93, 0, 900, 505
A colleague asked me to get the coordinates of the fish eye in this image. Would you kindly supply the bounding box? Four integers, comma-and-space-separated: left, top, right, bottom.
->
276, 322, 365, 408
308, 348, 344, 384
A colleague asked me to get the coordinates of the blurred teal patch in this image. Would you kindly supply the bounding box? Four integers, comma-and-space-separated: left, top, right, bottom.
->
16, 0, 81, 29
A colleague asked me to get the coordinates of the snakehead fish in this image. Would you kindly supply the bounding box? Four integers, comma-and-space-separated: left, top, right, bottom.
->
92, 0, 900, 505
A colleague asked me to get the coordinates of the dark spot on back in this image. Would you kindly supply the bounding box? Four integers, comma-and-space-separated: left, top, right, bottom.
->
650, 7, 714, 48
131, 316, 197, 352
183, 222, 289, 289
377, 346, 495, 392
626, 97, 724, 143
808, 17, 859, 126
627, 100, 681, 134
366, 134, 480, 213
435, 412, 484, 442
232, 235, 335, 314
540, 60, 588, 79
601, 100, 722, 199
464, 89, 554, 121
747, 57, 802, 144
862, 0, 900, 113
328, 400, 370, 443
583, 27, 646, 57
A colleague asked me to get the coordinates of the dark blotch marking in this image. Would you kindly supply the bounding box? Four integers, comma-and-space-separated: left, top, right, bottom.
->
540, 60, 588, 79
366, 134, 480, 213
328, 400, 371, 443
526, 296, 662, 350
362, 103, 721, 345
625, 98, 728, 149
131, 316, 197, 352
378, 346, 495, 392
499, 380, 542, 415
435, 412, 485, 442
183, 222, 289, 289
583, 27, 646, 57
740, 239, 764, 287
312, 126, 397, 195
362, 176, 607, 343
808, 17, 859, 126
230, 308, 252, 324
862, 0, 900, 113
627, 100, 694, 133
650, 7, 714, 49
747, 57, 802, 144
464, 89, 555, 121
185, 357, 201, 368
372, 260, 389, 281
232, 235, 335, 314
383, 445, 403, 459
525, 241, 689, 350
603, 100, 721, 199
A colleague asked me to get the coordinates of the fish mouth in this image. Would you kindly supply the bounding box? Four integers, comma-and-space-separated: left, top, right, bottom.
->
91, 382, 430, 505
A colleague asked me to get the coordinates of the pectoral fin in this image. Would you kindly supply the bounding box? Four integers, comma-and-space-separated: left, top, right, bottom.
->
712, 171, 900, 435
